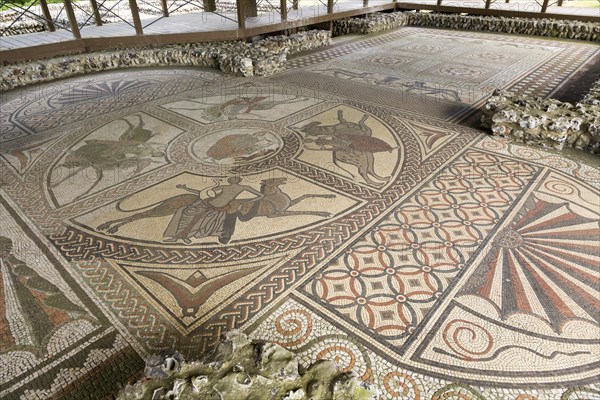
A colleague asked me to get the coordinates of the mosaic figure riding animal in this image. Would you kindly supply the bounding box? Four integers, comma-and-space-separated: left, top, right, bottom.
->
96, 177, 335, 240
232, 177, 334, 220
50, 114, 164, 200
217, 177, 335, 244
301, 110, 396, 187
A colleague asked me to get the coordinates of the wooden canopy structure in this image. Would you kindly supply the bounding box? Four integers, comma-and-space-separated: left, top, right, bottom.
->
0, 0, 598, 64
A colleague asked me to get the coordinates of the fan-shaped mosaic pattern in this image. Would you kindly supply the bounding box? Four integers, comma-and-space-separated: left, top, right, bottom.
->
467, 198, 600, 331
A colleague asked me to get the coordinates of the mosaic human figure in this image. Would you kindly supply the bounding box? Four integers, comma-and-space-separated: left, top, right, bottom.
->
167, 95, 308, 121
163, 176, 264, 245
97, 178, 335, 243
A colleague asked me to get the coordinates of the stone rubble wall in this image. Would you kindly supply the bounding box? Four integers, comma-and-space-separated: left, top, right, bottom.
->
332, 12, 409, 36
0, 30, 331, 92
582, 77, 600, 106
481, 84, 600, 154
1, 20, 47, 36
407, 12, 600, 42
332, 11, 600, 42
117, 331, 379, 400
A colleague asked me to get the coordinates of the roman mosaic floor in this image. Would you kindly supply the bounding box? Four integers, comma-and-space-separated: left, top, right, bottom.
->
1, 27, 599, 399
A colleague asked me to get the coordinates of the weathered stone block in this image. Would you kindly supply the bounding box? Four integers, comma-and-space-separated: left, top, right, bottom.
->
333, 11, 600, 42
0, 30, 331, 91
481, 87, 600, 154
116, 331, 379, 400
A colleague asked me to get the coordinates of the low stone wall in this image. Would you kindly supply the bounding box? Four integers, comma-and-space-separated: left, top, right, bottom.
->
333, 12, 600, 42
1, 20, 46, 36
582, 77, 600, 106
117, 331, 379, 400
0, 30, 330, 92
332, 12, 409, 36
481, 86, 600, 154
407, 13, 600, 42
261, 29, 326, 54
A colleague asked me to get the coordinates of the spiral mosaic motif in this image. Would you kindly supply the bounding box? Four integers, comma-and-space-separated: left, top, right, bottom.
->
442, 319, 494, 360
382, 371, 421, 399
273, 309, 313, 347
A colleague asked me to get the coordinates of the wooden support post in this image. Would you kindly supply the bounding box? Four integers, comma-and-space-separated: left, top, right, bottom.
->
280, 0, 287, 21
363, 0, 368, 7
90, 0, 103, 26
39, 0, 56, 32
236, 0, 246, 29
540, 0, 549, 12
327, 0, 333, 13
557, 0, 563, 5
203, 0, 216, 12
128, 0, 144, 35
63, 0, 81, 39
161, 0, 169, 16
292, 0, 298, 10
246, 0, 257, 17
484, 0, 492, 8
436, 0, 442, 6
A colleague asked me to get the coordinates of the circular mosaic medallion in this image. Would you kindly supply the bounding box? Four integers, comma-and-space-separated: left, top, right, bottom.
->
189, 128, 284, 166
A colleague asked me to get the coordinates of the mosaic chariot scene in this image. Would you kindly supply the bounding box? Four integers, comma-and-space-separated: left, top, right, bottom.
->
1, 27, 599, 399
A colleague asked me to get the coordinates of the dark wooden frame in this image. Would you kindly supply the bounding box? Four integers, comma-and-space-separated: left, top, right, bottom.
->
39, 0, 56, 31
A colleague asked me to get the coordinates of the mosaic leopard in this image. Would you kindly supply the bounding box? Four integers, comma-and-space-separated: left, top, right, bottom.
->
300, 110, 396, 187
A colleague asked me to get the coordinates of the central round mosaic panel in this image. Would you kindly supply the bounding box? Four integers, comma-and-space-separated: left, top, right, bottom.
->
190, 128, 284, 166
